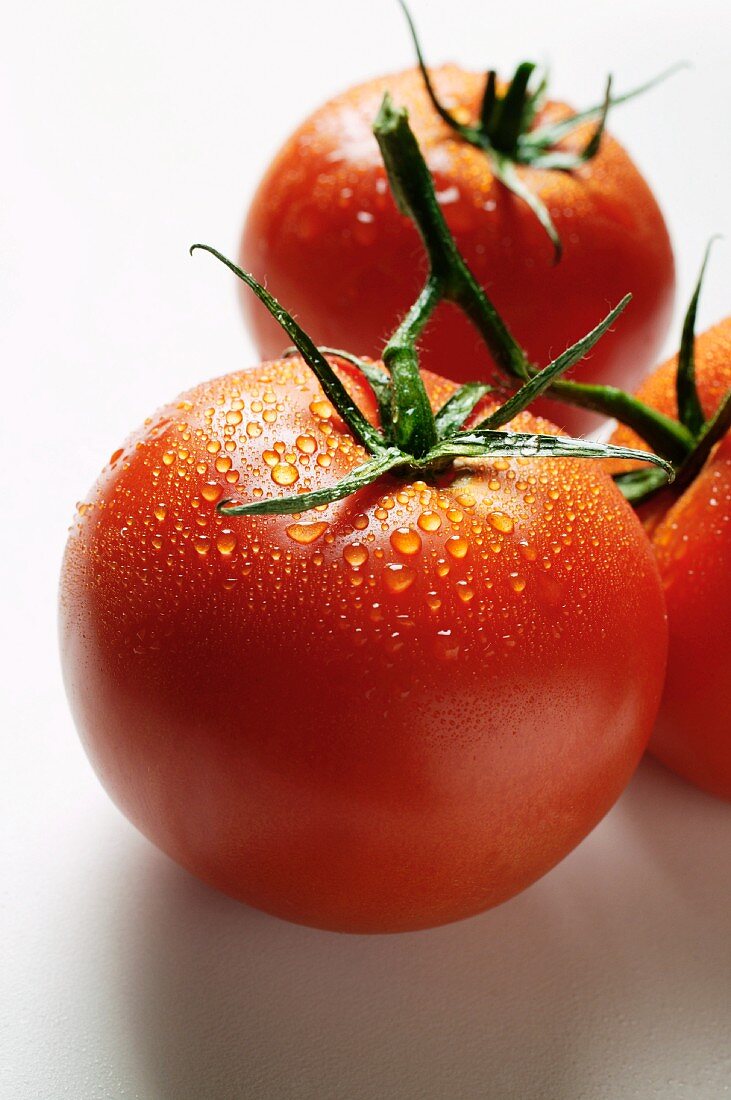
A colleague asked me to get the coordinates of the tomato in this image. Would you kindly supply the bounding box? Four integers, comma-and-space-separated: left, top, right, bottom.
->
240, 66, 675, 433
60, 355, 667, 932
611, 318, 731, 800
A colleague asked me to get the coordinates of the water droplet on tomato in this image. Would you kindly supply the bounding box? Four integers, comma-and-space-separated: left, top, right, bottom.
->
384, 563, 415, 593
286, 521, 328, 544
216, 530, 237, 556
445, 535, 469, 560
487, 511, 514, 533
390, 527, 422, 556
418, 510, 441, 532
344, 543, 368, 567
272, 463, 299, 486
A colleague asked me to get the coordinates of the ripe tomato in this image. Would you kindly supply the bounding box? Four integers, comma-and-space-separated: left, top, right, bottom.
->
240, 66, 675, 432
60, 357, 667, 932
612, 318, 731, 800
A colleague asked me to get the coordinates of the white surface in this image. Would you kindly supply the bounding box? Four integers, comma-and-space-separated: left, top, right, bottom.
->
2, 1, 730, 1097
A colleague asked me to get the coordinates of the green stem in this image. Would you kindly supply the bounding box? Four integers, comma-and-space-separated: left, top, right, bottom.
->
374, 94, 531, 380
373, 97, 696, 466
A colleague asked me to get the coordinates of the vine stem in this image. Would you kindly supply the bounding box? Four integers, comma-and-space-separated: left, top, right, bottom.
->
373, 95, 695, 467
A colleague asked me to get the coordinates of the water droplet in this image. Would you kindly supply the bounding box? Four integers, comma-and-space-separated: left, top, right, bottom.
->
226, 410, 243, 426
154, 504, 167, 521
310, 399, 334, 419
456, 581, 474, 603
418, 510, 441, 532
426, 591, 441, 611
272, 463, 299, 486
384, 563, 416, 593
194, 536, 210, 556
390, 527, 422, 556
216, 530, 237, 556
344, 543, 369, 567
434, 629, 460, 661
286, 521, 328, 545
445, 535, 469, 560
487, 511, 514, 534
109, 448, 124, 466
510, 573, 527, 593
201, 481, 223, 503
296, 434, 317, 454
215, 455, 232, 474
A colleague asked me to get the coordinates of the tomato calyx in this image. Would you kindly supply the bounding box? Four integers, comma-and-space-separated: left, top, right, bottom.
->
190, 104, 671, 518
613, 240, 731, 504
398, 0, 683, 259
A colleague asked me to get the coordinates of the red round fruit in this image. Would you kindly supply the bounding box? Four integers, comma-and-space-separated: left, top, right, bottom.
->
612, 318, 731, 800
61, 358, 668, 931
241, 67, 675, 431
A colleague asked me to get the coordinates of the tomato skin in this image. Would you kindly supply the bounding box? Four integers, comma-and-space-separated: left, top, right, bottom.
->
612, 319, 731, 800
240, 66, 675, 433
60, 359, 667, 932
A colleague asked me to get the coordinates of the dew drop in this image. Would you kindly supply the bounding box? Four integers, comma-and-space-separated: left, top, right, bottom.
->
215, 455, 232, 474
153, 504, 167, 521
456, 581, 474, 603
272, 463, 299, 486
285, 521, 326, 545
296, 434, 317, 454
390, 527, 422, 556
216, 530, 237, 556
445, 535, 469, 560
310, 399, 334, 419
344, 543, 369, 567
487, 511, 514, 534
201, 481, 223, 503
384, 563, 416, 593
510, 573, 527, 593
418, 510, 441, 532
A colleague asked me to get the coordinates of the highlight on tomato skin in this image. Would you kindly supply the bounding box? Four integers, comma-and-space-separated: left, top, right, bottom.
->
59, 356, 669, 933
611, 318, 731, 801
240, 63, 675, 434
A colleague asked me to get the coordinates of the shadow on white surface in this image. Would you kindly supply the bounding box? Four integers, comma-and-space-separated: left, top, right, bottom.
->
109, 759, 730, 1100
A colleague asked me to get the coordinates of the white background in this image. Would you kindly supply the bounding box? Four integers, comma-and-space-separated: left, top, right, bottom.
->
3, 1, 731, 1097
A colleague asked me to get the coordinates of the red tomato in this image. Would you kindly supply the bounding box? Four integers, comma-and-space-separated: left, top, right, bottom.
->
60, 358, 667, 932
612, 319, 731, 800
240, 67, 675, 432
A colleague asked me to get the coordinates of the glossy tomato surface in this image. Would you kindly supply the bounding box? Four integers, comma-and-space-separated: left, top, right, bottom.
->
60, 358, 667, 932
241, 67, 675, 433
612, 318, 731, 800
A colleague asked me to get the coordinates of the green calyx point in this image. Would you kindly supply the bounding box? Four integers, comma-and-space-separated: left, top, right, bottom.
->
397, 0, 684, 259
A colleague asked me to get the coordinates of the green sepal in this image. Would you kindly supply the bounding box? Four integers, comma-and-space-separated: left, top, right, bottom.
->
190, 245, 386, 456
489, 62, 538, 153
676, 239, 717, 437
612, 466, 671, 504
476, 294, 631, 430
309, 347, 393, 435
434, 382, 492, 436
525, 77, 612, 171
675, 385, 731, 489
218, 448, 405, 517
521, 63, 686, 153
426, 429, 674, 478
489, 151, 562, 261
